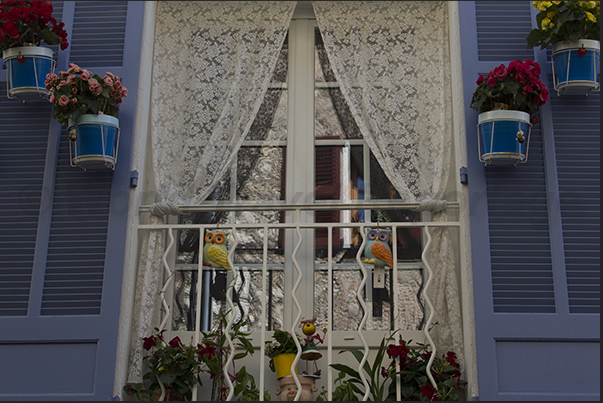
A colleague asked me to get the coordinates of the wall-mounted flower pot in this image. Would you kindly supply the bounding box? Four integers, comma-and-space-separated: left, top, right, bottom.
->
2, 46, 56, 100
552, 39, 600, 95
68, 114, 120, 170
477, 110, 531, 166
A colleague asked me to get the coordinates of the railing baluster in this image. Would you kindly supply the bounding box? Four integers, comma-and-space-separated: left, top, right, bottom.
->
355, 225, 370, 401
421, 225, 438, 389
224, 227, 240, 401
327, 224, 334, 401
290, 211, 304, 401
260, 225, 269, 401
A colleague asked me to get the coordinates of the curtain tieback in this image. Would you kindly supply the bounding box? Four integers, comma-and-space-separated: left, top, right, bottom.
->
149, 202, 185, 217
412, 199, 448, 213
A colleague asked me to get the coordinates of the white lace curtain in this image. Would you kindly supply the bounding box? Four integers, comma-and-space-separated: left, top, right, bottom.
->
313, 1, 463, 363
127, 1, 295, 382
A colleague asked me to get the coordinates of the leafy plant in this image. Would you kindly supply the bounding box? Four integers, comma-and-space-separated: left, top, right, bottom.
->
265, 328, 304, 373
45, 63, 128, 128
470, 59, 549, 124
322, 329, 466, 401
527, 1, 600, 50
199, 311, 267, 401
122, 329, 207, 401
124, 309, 268, 401
0, 1, 69, 53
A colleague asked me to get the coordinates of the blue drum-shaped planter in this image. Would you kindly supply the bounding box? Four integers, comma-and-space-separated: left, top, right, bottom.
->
477, 110, 531, 166
552, 39, 600, 94
68, 115, 120, 170
2, 46, 55, 100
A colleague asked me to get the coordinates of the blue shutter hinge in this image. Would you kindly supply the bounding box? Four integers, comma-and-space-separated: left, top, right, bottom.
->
471, 395, 479, 401
130, 170, 139, 188
111, 395, 121, 401
460, 166, 468, 185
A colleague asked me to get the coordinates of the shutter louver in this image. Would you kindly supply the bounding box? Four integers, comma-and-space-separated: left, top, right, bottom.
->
0, 86, 51, 316
40, 132, 113, 316
485, 122, 556, 313
475, 0, 534, 62
69, 1, 128, 68
315, 143, 341, 248
550, 88, 600, 314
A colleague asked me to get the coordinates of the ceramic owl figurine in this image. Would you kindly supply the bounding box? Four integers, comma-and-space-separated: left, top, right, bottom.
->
202, 230, 231, 270
363, 227, 393, 267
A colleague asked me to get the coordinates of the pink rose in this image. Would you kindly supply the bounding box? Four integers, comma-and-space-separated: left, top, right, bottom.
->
70, 97, 78, 104
57, 95, 69, 106
49, 95, 55, 103
80, 70, 91, 81
103, 75, 113, 86
476, 75, 484, 85
66, 74, 77, 84
522, 84, 533, 94
120, 87, 128, 97
72, 87, 77, 94
67, 63, 82, 74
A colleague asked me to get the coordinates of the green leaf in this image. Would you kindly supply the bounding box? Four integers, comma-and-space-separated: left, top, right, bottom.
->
330, 363, 361, 380
38, 28, 62, 45
159, 371, 177, 386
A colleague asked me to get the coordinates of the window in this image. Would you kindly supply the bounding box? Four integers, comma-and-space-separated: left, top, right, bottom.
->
170, 18, 425, 337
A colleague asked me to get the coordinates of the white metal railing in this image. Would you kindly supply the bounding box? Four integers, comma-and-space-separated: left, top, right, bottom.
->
137, 202, 460, 401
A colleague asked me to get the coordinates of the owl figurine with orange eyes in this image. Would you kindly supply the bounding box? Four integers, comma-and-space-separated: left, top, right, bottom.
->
202, 230, 231, 270
363, 227, 393, 267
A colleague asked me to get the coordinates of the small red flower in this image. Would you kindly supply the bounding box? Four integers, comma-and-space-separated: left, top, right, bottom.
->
169, 336, 182, 348
142, 335, 157, 351
420, 383, 439, 400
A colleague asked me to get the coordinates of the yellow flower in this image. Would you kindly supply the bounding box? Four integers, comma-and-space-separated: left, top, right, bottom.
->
541, 17, 552, 29
585, 11, 597, 21
547, 11, 556, 17
158, 366, 165, 371
552, 1, 561, 4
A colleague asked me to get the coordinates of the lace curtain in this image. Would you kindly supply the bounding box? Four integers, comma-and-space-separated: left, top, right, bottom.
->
312, 1, 463, 363
127, 1, 295, 382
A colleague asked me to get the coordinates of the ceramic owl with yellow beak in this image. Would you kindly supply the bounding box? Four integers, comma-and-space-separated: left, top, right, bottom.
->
202, 230, 231, 270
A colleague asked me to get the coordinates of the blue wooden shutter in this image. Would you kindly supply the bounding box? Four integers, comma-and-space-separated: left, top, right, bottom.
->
0, 1, 144, 400
549, 90, 600, 314
461, 1, 600, 400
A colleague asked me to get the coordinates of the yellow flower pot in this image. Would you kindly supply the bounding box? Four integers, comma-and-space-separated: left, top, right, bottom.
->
273, 353, 297, 379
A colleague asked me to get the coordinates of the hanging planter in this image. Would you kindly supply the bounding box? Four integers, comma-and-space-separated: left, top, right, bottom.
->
0, 1, 69, 100
477, 110, 531, 166
470, 59, 548, 167
68, 114, 120, 170
46, 64, 128, 170
551, 39, 600, 95
2, 46, 56, 100
527, 1, 600, 95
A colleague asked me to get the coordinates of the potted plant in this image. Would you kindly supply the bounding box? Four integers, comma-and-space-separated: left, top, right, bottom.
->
527, 1, 600, 94
0, 0, 68, 100
470, 59, 549, 166
123, 329, 207, 401
318, 329, 467, 401
45, 63, 127, 170
265, 329, 303, 379
124, 311, 269, 401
